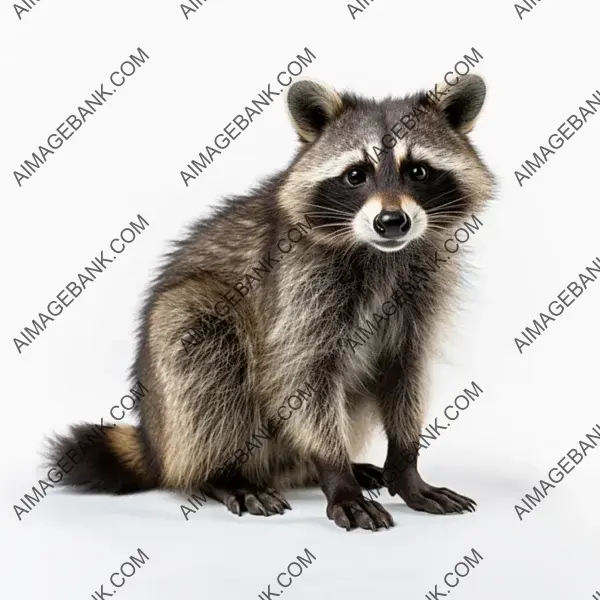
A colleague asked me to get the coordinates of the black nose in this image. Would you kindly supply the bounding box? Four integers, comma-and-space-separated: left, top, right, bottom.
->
373, 210, 412, 239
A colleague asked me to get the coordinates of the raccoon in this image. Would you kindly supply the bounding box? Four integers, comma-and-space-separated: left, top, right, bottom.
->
46, 74, 494, 531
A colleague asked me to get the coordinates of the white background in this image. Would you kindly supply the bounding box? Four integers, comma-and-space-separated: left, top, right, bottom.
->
1, 0, 599, 598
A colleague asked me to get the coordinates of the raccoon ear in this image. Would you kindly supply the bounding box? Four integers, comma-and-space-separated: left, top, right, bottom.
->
435, 74, 486, 134
286, 80, 344, 143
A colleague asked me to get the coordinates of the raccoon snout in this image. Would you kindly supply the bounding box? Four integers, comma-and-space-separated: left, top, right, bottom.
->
373, 210, 412, 239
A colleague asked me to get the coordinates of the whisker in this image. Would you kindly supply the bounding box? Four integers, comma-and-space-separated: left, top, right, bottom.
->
304, 211, 354, 221
306, 223, 354, 243
311, 223, 352, 230
317, 195, 354, 214
425, 197, 476, 215
305, 207, 355, 218
431, 171, 451, 186
427, 206, 473, 220
427, 217, 467, 227
424, 190, 478, 212
421, 189, 457, 209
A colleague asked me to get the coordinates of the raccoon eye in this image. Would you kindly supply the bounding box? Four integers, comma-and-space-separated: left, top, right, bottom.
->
345, 167, 368, 186
408, 164, 429, 182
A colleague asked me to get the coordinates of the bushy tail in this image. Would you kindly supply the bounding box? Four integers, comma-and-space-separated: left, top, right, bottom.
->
44, 422, 157, 494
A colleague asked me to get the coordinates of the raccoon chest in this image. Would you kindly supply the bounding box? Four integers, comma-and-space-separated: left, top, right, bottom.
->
341, 293, 404, 376
353, 287, 403, 342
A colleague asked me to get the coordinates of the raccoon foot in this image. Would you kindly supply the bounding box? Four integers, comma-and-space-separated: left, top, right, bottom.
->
385, 463, 476, 514
205, 477, 291, 517
314, 458, 394, 531
352, 462, 385, 490
327, 497, 394, 531
226, 486, 291, 517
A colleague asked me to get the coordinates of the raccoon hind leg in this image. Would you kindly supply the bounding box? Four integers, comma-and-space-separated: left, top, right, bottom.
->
147, 275, 259, 490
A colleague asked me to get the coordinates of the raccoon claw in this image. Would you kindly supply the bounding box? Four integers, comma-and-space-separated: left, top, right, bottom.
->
225, 495, 243, 516
326, 497, 394, 531
266, 487, 292, 511
225, 488, 291, 517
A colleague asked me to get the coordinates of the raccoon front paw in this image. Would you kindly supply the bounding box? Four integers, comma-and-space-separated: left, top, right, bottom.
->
326, 497, 394, 531
388, 477, 476, 514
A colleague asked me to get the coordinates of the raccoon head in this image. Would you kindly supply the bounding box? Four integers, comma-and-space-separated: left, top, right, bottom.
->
279, 76, 494, 253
